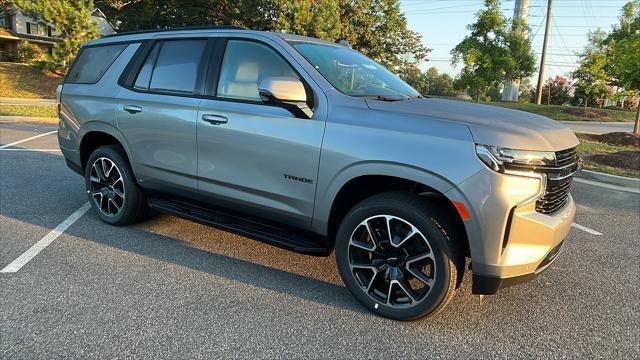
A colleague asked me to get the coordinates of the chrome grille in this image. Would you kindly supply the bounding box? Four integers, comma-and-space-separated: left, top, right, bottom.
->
536, 177, 572, 214
535, 147, 579, 214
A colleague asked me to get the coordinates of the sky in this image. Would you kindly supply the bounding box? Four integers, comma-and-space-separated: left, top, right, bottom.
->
400, 0, 630, 79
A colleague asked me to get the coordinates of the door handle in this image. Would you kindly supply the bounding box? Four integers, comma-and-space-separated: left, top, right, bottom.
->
123, 105, 142, 114
202, 114, 228, 125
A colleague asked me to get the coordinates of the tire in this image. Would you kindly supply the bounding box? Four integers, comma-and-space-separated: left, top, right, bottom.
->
335, 191, 463, 321
85, 145, 148, 225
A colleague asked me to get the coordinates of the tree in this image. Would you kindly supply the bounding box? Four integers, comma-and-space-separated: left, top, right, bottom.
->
274, 0, 341, 41
450, 0, 536, 103
403, 67, 454, 97
529, 75, 574, 105
15, 0, 99, 69
605, 0, 640, 133
96, 0, 429, 79
572, 30, 611, 108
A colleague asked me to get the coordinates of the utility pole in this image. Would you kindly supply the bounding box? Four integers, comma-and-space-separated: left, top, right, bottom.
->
501, 0, 529, 102
536, 0, 553, 105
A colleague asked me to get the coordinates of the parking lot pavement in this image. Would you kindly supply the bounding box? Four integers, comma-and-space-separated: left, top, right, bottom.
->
1, 120, 639, 358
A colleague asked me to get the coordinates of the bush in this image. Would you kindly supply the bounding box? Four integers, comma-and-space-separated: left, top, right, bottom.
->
15, 41, 43, 63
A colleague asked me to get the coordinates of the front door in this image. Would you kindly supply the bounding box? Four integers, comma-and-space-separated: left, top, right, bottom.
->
197, 39, 326, 228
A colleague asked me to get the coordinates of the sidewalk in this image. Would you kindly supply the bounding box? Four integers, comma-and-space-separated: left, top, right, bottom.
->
0, 97, 56, 106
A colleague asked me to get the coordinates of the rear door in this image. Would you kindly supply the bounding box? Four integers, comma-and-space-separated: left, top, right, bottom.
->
196, 38, 327, 228
117, 38, 212, 192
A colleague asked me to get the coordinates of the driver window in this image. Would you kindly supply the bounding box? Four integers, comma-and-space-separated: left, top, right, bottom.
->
216, 40, 299, 101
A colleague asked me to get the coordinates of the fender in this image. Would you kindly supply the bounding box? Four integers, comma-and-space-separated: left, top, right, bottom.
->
311, 160, 460, 235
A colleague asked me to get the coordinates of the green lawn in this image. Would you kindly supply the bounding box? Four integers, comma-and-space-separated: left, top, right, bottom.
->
488, 102, 635, 122
430, 95, 636, 122
576, 133, 639, 178
0, 105, 57, 118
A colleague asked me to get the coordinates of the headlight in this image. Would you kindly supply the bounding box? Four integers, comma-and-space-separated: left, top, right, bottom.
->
475, 144, 556, 172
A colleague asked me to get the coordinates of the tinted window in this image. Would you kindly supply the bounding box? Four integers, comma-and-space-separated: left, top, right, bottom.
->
133, 43, 159, 91
217, 40, 299, 101
149, 40, 206, 94
66, 44, 127, 84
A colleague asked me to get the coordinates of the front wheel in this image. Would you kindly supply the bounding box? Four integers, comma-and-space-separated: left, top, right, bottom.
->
335, 192, 462, 320
85, 145, 148, 225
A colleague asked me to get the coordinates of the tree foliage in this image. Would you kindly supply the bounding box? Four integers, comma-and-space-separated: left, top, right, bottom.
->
403, 66, 454, 96
605, 0, 640, 92
15, 0, 99, 67
94, 0, 429, 78
450, 0, 536, 102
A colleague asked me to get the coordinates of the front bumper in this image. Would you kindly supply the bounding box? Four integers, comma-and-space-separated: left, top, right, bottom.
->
446, 168, 576, 295
472, 238, 565, 295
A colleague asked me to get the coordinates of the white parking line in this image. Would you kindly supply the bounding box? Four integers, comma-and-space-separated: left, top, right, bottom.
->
571, 223, 603, 236
0, 148, 61, 152
0, 202, 90, 273
0, 130, 57, 149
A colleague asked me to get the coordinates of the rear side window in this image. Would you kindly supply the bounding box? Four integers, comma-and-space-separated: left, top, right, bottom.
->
131, 40, 207, 94
66, 44, 127, 84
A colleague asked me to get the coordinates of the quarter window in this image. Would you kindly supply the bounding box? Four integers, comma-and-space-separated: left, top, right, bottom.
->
216, 40, 299, 101
66, 44, 127, 84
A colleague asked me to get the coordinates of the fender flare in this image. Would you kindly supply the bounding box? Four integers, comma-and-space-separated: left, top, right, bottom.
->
78, 121, 138, 178
311, 160, 459, 235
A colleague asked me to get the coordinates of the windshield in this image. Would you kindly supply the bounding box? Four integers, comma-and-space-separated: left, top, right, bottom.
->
291, 42, 420, 99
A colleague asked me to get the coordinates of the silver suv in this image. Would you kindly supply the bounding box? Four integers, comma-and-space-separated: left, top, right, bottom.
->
58, 27, 579, 320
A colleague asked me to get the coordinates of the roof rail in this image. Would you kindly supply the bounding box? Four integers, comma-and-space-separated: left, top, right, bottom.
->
102, 25, 245, 38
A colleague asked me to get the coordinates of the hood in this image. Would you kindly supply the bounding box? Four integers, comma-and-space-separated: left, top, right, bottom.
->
365, 98, 579, 151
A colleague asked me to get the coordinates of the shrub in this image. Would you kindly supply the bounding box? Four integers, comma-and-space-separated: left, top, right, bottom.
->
15, 41, 43, 63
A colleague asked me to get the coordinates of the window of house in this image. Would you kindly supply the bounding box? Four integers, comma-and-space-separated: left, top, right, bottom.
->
216, 40, 299, 101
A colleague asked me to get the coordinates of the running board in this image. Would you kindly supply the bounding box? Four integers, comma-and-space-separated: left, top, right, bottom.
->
147, 197, 330, 256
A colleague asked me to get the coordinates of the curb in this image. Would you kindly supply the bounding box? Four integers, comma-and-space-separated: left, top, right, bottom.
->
576, 170, 640, 189
0, 116, 58, 124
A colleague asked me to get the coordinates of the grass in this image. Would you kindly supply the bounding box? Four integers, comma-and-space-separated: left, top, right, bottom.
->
430, 96, 636, 122
576, 132, 639, 178
0, 105, 57, 118
488, 102, 636, 123
0, 62, 62, 99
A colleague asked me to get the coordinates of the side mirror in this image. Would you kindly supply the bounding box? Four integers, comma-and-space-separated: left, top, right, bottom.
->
259, 77, 313, 119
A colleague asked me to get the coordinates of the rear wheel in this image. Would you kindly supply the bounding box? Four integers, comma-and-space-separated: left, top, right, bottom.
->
85, 145, 148, 225
335, 192, 462, 320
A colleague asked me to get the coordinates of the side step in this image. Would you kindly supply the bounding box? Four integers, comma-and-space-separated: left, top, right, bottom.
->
147, 197, 330, 256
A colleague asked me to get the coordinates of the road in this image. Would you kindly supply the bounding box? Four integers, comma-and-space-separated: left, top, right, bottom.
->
1, 119, 639, 358
560, 121, 634, 134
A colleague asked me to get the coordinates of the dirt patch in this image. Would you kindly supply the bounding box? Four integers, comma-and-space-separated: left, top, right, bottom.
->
564, 107, 602, 119
581, 132, 640, 147
584, 151, 640, 170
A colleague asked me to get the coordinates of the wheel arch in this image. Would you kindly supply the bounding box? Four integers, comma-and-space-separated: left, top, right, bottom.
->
78, 122, 136, 176
313, 162, 470, 256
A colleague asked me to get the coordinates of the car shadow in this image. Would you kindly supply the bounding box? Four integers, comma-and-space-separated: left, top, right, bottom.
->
1, 145, 370, 315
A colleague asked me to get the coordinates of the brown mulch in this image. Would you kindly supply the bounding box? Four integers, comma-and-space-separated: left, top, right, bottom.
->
581, 132, 640, 148
584, 151, 640, 170
565, 107, 602, 119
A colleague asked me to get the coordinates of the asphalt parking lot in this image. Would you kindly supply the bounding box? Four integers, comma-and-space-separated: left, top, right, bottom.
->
1, 118, 639, 358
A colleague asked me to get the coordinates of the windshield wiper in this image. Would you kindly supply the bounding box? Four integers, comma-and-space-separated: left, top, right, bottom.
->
354, 95, 404, 101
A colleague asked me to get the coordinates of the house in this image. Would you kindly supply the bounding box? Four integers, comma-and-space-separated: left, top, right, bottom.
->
0, 7, 116, 61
